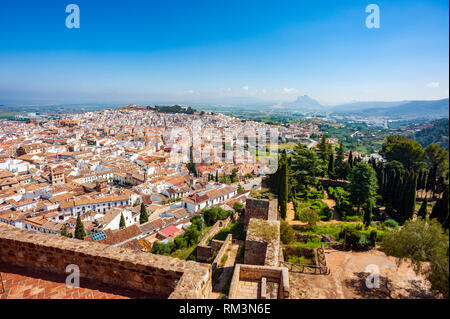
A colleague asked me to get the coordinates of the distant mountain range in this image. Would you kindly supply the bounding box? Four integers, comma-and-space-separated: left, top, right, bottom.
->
282, 95, 326, 111
1, 95, 448, 119
282, 96, 449, 119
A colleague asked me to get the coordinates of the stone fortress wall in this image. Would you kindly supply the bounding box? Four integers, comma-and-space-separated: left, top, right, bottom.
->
196, 216, 232, 262
0, 224, 211, 299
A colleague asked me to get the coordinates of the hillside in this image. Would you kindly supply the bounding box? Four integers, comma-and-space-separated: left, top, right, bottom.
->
412, 118, 449, 150
349, 99, 449, 119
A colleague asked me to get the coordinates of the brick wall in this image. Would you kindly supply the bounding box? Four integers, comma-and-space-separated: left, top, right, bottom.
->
0, 224, 211, 299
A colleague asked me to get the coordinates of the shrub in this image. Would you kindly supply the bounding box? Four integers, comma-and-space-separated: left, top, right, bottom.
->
358, 235, 372, 250
280, 220, 295, 244
297, 208, 320, 229
320, 207, 333, 221
202, 206, 232, 226
369, 230, 378, 244
233, 202, 244, 212
341, 215, 361, 222
339, 228, 373, 251
384, 219, 399, 228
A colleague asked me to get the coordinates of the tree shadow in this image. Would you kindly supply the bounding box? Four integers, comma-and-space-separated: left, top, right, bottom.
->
343, 272, 433, 299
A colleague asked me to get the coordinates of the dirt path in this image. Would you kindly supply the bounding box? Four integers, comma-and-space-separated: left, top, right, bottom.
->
289, 248, 432, 299
286, 202, 308, 226
322, 191, 341, 222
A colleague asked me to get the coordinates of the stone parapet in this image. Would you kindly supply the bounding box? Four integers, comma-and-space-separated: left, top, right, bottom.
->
243, 198, 277, 228
0, 224, 211, 299
244, 218, 280, 267
228, 264, 289, 299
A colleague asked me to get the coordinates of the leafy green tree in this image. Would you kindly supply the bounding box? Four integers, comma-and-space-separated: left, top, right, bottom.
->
174, 235, 188, 250
220, 174, 231, 185
233, 202, 244, 211
297, 208, 320, 229
381, 135, 425, 170
74, 215, 86, 240
202, 206, 231, 226
139, 202, 149, 224
230, 168, 238, 183
184, 225, 201, 245
237, 185, 245, 194
119, 213, 126, 229
381, 218, 449, 298
291, 144, 323, 191
190, 214, 204, 230
348, 163, 378, 214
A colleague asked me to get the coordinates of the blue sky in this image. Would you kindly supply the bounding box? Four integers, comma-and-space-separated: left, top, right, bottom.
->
0, 0, 448, 105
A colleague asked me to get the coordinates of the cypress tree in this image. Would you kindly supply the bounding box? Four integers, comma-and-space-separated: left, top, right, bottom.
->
119, 213, 126, 228
278, 151, 288, 219
327, 153, 335, 179
74, 215, 86, 240
348, 150, 353, 169
215, 170, 219, 182
139, 202, 149, 224
335, 143, 345, 179
404, 172, 417, 221
60, 224, 69, 237
417, 198, 428, 219
363, 200, 373, 228
430, 185, 449, 229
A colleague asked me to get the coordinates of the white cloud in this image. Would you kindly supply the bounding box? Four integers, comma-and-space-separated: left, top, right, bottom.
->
426, 82, 440, 88
242, 86, 249, 91
176, 89, 194, 95
283, 88, 295, 93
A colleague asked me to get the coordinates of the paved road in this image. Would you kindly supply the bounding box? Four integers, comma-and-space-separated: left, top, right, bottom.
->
239, 177, 262, 191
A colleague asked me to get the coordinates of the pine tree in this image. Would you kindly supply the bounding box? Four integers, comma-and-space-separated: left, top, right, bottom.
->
74, 215, 86, 240
417, 198, 428, 219
139, 202, 149, 224
119, 213, 126, 228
